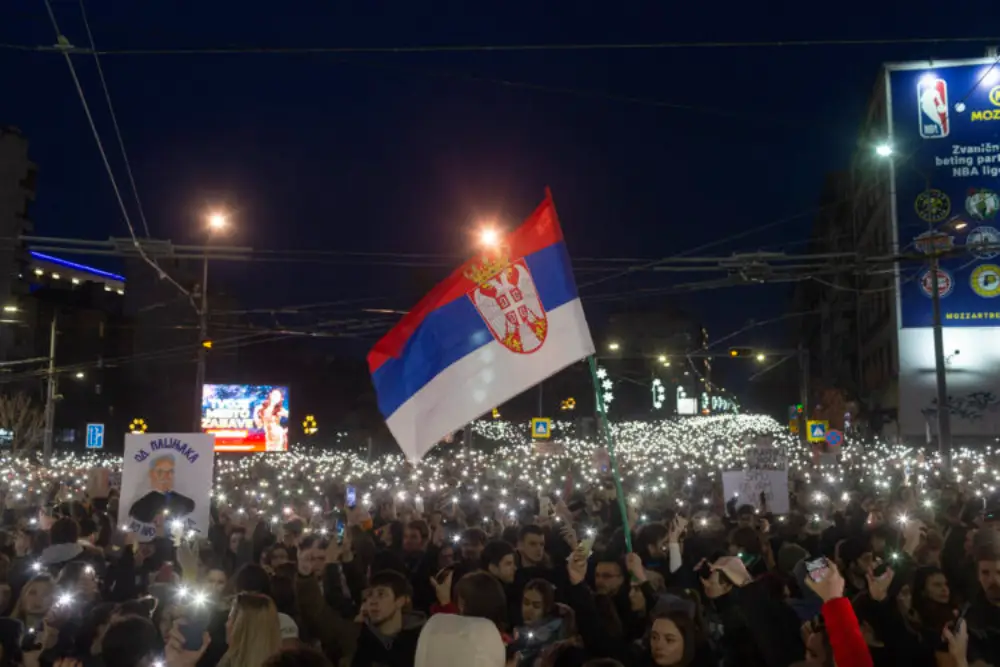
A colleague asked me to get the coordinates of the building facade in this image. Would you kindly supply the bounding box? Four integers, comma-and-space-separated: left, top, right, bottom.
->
0, 127, 37, 361
799, 53, 1000, 442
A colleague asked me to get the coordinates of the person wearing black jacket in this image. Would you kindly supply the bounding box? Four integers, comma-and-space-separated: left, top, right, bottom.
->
351, 570, 426, 667
400, 520, 438, 614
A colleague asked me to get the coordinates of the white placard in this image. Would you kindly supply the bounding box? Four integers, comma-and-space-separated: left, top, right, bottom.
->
722, 442, 789, 514
118, 433, 215, 542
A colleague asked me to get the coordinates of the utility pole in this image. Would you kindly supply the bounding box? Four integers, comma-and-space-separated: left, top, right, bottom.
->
194, 257, 208, 431
798, 342, 810, 446
928, 250, 952, 470
42, 313, 57, 463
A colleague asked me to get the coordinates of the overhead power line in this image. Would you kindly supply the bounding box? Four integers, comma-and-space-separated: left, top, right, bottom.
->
5, 35, 1000, 56
39, 0, 197, 312
76, 0, 152, 239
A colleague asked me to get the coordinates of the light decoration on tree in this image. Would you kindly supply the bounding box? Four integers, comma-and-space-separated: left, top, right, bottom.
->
651, 378, 666, 410
595, 366, 614, 413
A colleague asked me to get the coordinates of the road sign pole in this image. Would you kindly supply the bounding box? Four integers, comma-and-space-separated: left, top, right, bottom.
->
798, 343, 809, 446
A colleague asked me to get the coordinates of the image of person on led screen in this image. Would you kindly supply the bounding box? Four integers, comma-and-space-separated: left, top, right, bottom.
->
255, 387, 289, 451
202, 384, 290, 452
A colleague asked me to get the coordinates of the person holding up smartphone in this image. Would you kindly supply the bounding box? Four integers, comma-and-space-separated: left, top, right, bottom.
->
803, 558, 874, 667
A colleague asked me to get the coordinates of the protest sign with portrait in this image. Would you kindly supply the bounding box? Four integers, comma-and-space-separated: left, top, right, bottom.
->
118, 433, 214, 542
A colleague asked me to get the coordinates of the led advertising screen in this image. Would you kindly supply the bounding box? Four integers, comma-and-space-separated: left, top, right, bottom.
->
202, 384, 290, 452
888, 61, 1000, 328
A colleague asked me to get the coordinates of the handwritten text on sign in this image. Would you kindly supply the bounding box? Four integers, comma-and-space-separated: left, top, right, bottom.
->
722, 443, 790, 514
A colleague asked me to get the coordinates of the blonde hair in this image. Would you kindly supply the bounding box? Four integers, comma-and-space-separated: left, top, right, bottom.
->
225, 593, 281, 667
11, 574, 54, 623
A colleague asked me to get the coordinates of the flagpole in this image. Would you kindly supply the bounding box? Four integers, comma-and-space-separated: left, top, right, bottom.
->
587, 355, 633, 552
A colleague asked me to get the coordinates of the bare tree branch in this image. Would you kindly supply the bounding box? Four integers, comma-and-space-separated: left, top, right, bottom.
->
0, 393, 44, 453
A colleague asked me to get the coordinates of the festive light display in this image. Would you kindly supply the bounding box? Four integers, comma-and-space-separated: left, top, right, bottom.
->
595, 366, 613, 413
129, 418, 148, 434
651, 378, 666, 410
302, 415, 318, 435
560, 398, 576, 411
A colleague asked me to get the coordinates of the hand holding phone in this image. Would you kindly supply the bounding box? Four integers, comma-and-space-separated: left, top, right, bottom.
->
805, 556, 831, 583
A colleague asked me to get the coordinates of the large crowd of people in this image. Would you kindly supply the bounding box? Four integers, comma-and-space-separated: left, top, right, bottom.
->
0, 415, 996, 667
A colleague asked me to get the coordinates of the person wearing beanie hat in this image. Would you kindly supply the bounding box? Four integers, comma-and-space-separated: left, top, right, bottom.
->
777, 543, 809, 578
838, 537, 874, 598
788, 558, 826, 622
414, 614, 505, 667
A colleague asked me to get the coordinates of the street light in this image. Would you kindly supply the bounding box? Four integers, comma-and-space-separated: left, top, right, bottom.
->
479, 226, 500, 248
74, 372, 85, 379
876, 145, 952, 468
194, 210, 232, 430
875, 143, 893, 157
207, 211, 228, 232
755, 353, 766, 362
608, 342, 620, 352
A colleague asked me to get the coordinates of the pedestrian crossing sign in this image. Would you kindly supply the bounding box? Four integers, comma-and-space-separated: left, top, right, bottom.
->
531, 417, 552, 439
807, 420, 829, 443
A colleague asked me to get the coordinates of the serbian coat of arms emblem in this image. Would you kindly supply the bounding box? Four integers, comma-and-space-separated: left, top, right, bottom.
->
465, 248, 548, 354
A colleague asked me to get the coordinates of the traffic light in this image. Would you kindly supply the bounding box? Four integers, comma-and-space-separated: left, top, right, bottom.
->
728, 347, 752, 358
796, 403, 804, 414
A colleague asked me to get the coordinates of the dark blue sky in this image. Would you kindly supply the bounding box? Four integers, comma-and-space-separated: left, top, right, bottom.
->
3, 0, 997, 354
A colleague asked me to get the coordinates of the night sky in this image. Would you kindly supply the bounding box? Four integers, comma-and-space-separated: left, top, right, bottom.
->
3, 1, 997, 361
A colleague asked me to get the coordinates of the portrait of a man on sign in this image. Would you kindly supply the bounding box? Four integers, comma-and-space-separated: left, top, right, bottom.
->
119, 433, 215, 542
128, 454, 196, 522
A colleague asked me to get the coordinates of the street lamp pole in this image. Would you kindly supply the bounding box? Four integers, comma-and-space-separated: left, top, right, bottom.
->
878, 144, 952, 469
194, 255, 208, 431
928, 239, 952, 470
42, 312, 57, 463
194, 211, 227, 431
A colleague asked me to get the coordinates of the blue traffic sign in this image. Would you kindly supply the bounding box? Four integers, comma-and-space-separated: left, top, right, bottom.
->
530, 417, 552, 440
825, 429, 844, 448
806, 420, 829, 443
86, 423, 105, 449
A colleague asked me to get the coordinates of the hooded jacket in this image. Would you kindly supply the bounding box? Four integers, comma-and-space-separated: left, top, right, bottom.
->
414, 614, 505, 667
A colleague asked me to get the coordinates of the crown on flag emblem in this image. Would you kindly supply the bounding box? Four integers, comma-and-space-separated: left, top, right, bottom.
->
463, 246, 511, 286
466, 243, 548, 355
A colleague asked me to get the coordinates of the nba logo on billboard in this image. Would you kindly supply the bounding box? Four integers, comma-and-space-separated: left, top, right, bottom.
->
917, 76, 949, 138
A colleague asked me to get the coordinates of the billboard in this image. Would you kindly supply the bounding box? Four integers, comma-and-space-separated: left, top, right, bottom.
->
888, 61, 1000, 326
888, 58, 1000, 437
201, 384, 290, 452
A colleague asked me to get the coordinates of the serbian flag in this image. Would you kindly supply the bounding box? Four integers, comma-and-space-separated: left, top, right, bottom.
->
368, 189, 595, 460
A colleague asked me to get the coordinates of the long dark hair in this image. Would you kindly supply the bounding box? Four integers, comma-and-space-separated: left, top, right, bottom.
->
456, 572, 509, 634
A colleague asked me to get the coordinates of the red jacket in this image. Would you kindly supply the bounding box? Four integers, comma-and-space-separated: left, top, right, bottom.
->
821, 597, 873, 667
